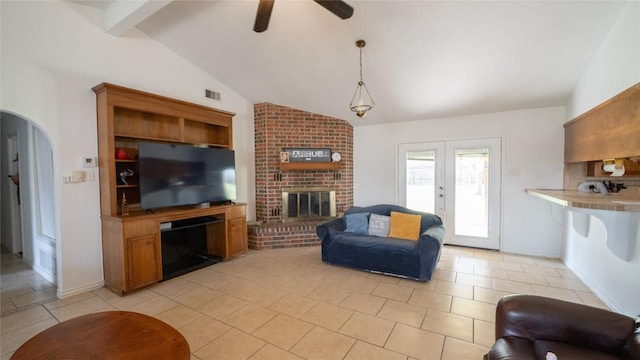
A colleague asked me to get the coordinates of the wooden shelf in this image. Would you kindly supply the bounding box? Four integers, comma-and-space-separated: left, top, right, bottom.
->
279, 162, 342, 171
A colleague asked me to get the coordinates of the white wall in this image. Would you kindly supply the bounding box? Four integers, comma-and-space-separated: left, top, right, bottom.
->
563, 1, 640, 316
354, 106, 566, 257
1, 1, 256, 298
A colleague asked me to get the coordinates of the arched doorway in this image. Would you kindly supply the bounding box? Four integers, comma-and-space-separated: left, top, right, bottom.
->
1, 111, 58, 298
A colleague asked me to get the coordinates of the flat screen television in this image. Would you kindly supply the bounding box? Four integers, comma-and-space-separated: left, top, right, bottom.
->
138, 142, 237, 210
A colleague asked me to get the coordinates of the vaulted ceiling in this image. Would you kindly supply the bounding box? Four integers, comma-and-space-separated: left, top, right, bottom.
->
72, 0, 628, 125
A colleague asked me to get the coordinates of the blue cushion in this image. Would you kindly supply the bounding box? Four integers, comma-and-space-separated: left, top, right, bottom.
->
345, 212, 370, 235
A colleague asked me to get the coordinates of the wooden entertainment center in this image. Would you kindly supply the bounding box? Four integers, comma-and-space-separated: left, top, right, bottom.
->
93, 83, 247, 295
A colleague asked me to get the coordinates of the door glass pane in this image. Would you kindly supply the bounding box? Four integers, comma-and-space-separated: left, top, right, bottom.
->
454, 148, 489, 237
406, 151, 436, 213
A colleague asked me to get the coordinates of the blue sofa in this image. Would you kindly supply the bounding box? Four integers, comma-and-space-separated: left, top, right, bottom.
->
317, 204, 445, 281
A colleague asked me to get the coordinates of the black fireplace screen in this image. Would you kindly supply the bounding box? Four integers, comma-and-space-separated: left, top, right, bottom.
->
282, 188, 336, 220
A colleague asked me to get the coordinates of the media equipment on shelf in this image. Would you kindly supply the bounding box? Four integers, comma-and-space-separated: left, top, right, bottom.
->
138, 142, 237, 210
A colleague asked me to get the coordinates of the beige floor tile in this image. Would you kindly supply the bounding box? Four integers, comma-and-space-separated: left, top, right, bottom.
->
0, 305, 54, 335
531, 285, 583, 303
340, 291, 386, 315
300, 302, 354, 331
269, 293, 318, 318
501, 254, 537, 265
434, 280, 474, 299
249, 344, 304, 360
556, 268, 580, 280
278, 278, 322, 296
422, 309, 473, 342
492, 278, 534, 294
377, 299, 426, 327
0, 299, 16, 314
9, 287, 57, 308
253, 313, 314, 350
48, 296, 117, 322
441, 336, 489, 359
339, 311, 395, 346
473, 286, 512, 305
450, 297, 496, 323
408, 289, 452, 313
533, 258, 567, 269
437, 261, 475, 275
367, 272, 401, 284
489, 261, 523, 272
239, 285, 287, 307
458, 256, 490, 267
372, 282, 414, 302
195, 328, 266, 360
398, 278, 437, 292
474, 266, 509, 280
178, 316, 231, 352
43, 291, 97, 311
545, 276, 591, 292
345, 340, 407, 360
385, 323, 445, 360
473, 319, 495, 347
127, 295, 180, 316
196, 294, 249, 320
291, 326, 356, 360
222, 303, 278, 333
340, 275, 381, 294
0, 317, 58, 356
155, 304, 202, 330
455, 273, 493, 289
507, 271, 549, 286
308, 283, 352, 305
521, 264, 562, 278
432, 269, 457, 282
576, 291, 609, 309
150, 277, 201, 299
173, 285, 223, 309
0, 245, 608, 360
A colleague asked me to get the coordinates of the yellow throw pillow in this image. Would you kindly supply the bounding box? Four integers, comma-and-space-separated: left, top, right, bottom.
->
388, 211, 422, 241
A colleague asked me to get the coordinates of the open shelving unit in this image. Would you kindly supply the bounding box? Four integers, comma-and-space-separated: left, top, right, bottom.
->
93, 83, 247, 295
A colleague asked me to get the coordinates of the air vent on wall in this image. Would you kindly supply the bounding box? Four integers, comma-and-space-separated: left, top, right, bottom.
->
205, 89, 221, 101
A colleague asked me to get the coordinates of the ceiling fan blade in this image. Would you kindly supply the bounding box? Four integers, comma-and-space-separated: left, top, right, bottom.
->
313, 0, 354, 20
254, 0, 275, 33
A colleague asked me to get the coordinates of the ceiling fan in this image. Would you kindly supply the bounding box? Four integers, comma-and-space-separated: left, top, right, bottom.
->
254, 0, 354, 33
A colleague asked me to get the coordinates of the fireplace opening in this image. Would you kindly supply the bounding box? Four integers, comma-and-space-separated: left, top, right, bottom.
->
282, 188, 336, 221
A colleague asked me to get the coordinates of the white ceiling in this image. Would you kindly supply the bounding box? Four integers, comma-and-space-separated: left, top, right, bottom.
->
72, 0, 627, 125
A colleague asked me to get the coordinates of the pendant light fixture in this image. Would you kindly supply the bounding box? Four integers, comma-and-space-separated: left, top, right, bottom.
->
349, 39, 375, 118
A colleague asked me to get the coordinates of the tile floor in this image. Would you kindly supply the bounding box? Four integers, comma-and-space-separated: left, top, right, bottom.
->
1, 245, 607, 359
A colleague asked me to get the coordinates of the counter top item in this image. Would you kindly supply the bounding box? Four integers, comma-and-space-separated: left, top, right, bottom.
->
526, 189, 640, 212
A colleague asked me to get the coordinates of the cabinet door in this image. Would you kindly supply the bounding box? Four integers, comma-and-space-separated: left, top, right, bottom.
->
228, 217, 247, 257
127, 234, 161, 290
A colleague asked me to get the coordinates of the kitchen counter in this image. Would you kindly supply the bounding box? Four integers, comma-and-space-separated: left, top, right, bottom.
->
526, 189, 640, 261
526, 189, 640, 212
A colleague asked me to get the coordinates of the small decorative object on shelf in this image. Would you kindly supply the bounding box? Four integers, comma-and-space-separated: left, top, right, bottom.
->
116, 148, 128, 160
331, 152, 342, 162
119, 169, 134, 185
121, 193, 129, 217
280, 152, 290, 163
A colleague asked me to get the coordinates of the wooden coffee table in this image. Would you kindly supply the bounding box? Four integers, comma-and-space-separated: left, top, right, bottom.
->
11, 311, 190, 359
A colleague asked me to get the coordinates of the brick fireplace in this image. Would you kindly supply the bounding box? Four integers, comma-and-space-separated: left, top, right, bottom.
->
248, 103, 353, 249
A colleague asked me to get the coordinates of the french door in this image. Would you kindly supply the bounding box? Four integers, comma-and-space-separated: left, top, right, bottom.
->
398, 138, 501, 250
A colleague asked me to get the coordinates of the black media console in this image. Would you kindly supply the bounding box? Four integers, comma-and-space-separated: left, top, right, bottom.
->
160, 216, 223, 280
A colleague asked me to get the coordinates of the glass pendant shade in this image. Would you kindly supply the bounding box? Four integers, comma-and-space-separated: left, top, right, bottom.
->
349, 40, 374, 118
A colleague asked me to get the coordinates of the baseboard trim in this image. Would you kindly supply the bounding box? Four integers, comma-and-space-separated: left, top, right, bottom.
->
57, 280, 105, 299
